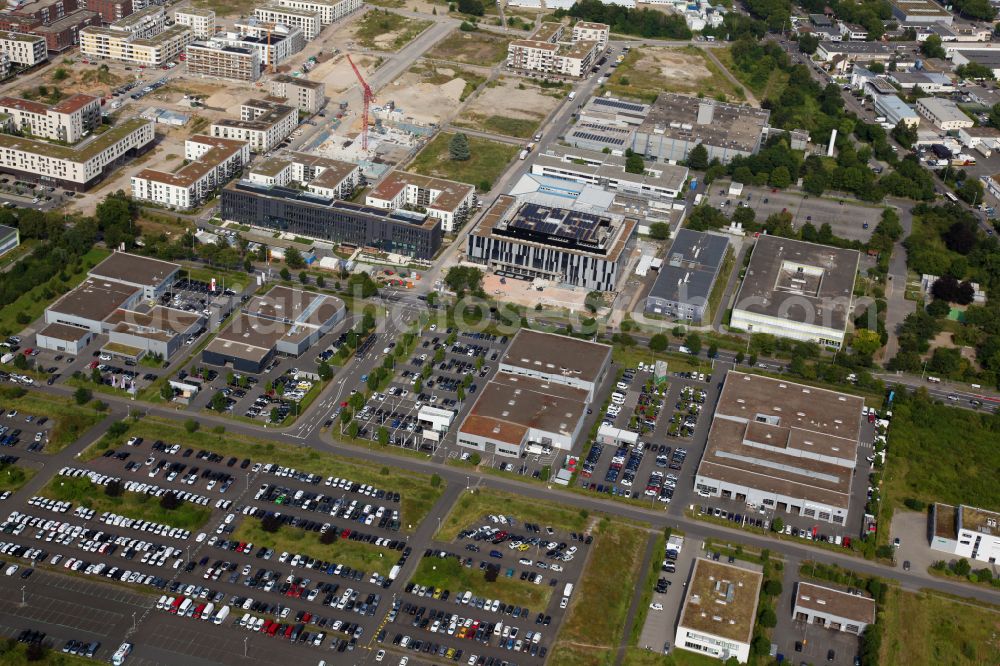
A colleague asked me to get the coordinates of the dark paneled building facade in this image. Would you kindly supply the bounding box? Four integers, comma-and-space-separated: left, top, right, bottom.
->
220, 180, 442, 259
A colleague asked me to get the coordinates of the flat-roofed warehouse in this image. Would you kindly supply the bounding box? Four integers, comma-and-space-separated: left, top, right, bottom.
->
202, 286, 345, 373
645, 229, 730, 323
87, 251, 180, 300
675, 558, 763, 663
730, 235, 860, 349
631, 93, 770, 164
930, 503, 1000, 564
793, 582, 876, 635
498, 329, 611, 401
694, 371, 864, 525
467, 194, 637, 292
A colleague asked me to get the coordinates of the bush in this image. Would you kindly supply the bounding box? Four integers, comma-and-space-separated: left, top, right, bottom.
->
903, 497, 926, 511
104, 479, 123, 497
73, 386, 92, 405
758, 607, 777, 628
160, 492, 181, 510
185, 419, 199, 433
260, 515, 282, 533
469, 452, 481, 466
430, 474, 441, 488
763, 579, 782, 597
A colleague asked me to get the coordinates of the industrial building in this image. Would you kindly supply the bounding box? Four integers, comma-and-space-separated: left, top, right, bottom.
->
254, 5, 321, 40
102, 306, 203, 360
887, 70, 954, 93
457, 330, 611, 457
873, 94, 920, 128
889, 0, 952, 24
694, 371, 864, 526
186, 42, 260, 82
202, 286, 345, 373
86, 252, 180, 300
248, 152, 360, 199
531, 145, 689, 199
675, 558, 763, 663
131, 135, 250, 210
270, 74, 325, 114
0, 117, 154, 190
951, 50, 1000, 78
365, 170, 476, 233
273, 0, 361, 25
209, 99, 297, 153
792, 582, 876, 635
467, 194, 637, 291
644, 229, 729, 323
34, 322, 93, 355
0, 93, 100, 143
173, 7, 215, 39
0, 224, 19, 257
631, 93, 770, 164
916, 97, 973, 130
931, 503, 1000, 564
730, 235, 859, 348
219, 180, 442, 259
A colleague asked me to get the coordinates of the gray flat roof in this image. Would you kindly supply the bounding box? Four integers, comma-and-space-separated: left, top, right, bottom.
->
0, 224, 16, 238
794, 582, 876, 625
733, 235, 859, 334
49, 278, 140, 322
89, 252, 179, 288
38, 322, 91, 342
638, 93, 770, 154
500, 329, 610, 385
648, 229, 729, 304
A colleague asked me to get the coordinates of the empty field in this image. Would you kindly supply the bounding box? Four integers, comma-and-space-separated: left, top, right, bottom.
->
407, 133, 519, 191
424, 29, 510, 66
349, 10, 432, 51
604, 47, 742, 103
454, 77, 561, 139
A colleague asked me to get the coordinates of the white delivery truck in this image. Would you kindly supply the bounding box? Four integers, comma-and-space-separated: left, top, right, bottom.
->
568, 91, 576, 101
388, 565, 401, 581
519, 149, 529, 160
563, 583, 574, 598
0, 353, 13, 364
213, 605, 230, 624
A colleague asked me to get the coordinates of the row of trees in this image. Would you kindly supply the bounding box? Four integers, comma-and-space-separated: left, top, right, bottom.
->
559, 0, 691, 39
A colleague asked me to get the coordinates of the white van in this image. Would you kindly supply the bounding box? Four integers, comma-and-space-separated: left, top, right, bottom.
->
927, 376, 941, 383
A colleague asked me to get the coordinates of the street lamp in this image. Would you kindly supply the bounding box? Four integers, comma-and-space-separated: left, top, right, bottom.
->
243, 636, 248, 658
131, 612, 136, 631
20, 585, 25, 605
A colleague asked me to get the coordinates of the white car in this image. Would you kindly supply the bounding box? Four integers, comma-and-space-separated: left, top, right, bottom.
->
649, 603, 663, 611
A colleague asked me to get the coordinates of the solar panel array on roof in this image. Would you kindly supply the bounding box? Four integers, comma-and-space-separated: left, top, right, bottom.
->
571, 130, 626, 146
508, 203, 606, 243
593, 97, 645, 113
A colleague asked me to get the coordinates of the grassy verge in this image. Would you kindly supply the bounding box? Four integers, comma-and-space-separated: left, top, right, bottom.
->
705, 245, 734, 323
81, 416, 443, 532
880, 586, 1000, 665
629, 532, 665, 645
40, 475, 212, 530
407, 133, 520, 192
183, 265, 247, 293
434, 488, 589, 541
0, 642, 97, 666
548, 519, 648, 666
621, 649, 722, 666
232, 519, 393, 577
410, 555, 552, 611
0, 239, 36, 270
454, 113, 541, 139
610, 346, 713, 377
0, 247, 109, 338
353, 11, 432, 51
0, 463, 35, 493
0, 387, 104, 455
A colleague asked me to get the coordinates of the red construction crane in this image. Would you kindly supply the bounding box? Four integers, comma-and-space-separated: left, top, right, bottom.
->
347, 54, 374, 151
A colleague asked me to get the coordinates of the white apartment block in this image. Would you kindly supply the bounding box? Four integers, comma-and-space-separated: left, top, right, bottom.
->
131, 135, 250, 210
915, 96, 973, 130
113, 6, 166, 39
216, 22, 304, 68
571, 21, 609, 51
248, 152, 361, 198
366, 169, 476, 233
0, 33, 47, 68
270, 74, 325, 114
0, 94, 100, 143
80, 24, 194, 67
932, 503, 1000, 565
210, 99, 296, 153
186, 42, 260, 82
507, 38, 595, 78
174, 8, 216, 40
254, 5, 322, 40
274, 0, 361, 25
0, 117, 154, 190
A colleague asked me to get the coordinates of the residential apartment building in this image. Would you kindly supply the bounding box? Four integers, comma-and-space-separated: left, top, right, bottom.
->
214, 22, 303, 68
506, 38, 595, 77
110, 5, 163, 38
186, 42, 260, 82
79, 23, 193, 66
248, 152, 360, 198
0, 0, 101, 52
273, 0, 361, 25
85, 0, 133, 23
571, 21, 608, 51
366, 170, 475, 233
0, 116, 154, 190
210, 99, 296, 153
0, 93, 99, 143
173, 7, 215, 39
0, 32, 48, 67
254, 5, 320, 39
270, 74, 325, 114
131, 134, 250, 210
915, 96, 973, 130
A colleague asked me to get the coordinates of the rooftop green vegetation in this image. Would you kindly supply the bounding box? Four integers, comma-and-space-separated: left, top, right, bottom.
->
0, 117, 149, 162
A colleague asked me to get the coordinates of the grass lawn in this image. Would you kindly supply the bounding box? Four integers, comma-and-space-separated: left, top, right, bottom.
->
353, 11, 432, 51
0, 388, 104, 455
0, 463, 35, 493
410, 555, 552, 612
0, 247, 109, 338
880, 587, 1000, 665
705, 246, 735, 323
610, 346, 714, 377
881, 391, 1000, 510
435, 488, 589, 541
184, 265, 247, 293
232, 519, 393, 577
621, 649, 723, 666
41, 475, 212, 530
549, 520, 649, 666
408, 133, 520, 192
425, 29, 510, 66
0, 239, 36, 271
82, 416, 443, 532
455, 113, 540, 139
190, 0, 258, 17
0, 642, 96, 666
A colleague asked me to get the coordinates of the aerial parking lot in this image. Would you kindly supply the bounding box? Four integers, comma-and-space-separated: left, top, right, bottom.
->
706, 182, 881, 242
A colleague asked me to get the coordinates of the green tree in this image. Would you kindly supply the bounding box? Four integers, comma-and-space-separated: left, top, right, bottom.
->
449, 133, 471, 161
430, 473, 442, 487
184, 419, 199, 433
285, 247, 305, 269
444, 265, 483, 294
317, 361, 333, 381
209, 391, 228, 412
648, 222, 670, 240
377, 426, 389, 446
624, 150, 644, 174
707, 343, 718, 358
315, 274, 326, 288
921, 34, 946, 59
684, 332, 702, 355
299, 271, 309, 284
687, 143, 709, 170
279, 267, 291, 281
457, 0, 484, 15
758, 607, 777, 628
769, 165, 792, 188
73, 386, 91, 405
771, 516, 784, 532
798, 33, 819, 55
161, 382, 175, 401
346, 420, 359, 438
649, 333, 668, 352
763, 579, 782, 596
52, 67, 69, 81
